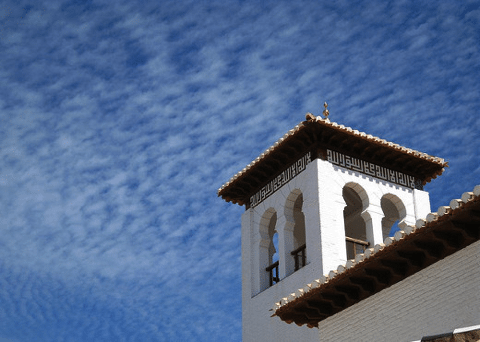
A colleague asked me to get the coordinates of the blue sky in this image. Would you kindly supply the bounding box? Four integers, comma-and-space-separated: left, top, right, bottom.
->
0, 0, 479, 341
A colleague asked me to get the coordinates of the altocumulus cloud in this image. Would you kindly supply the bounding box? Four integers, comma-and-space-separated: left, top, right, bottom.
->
0, 0, 479, 341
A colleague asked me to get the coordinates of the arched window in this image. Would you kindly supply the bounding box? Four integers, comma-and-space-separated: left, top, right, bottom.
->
259, 209, 278, 291
343, 183, 369, 260
284, 190, 306, 276
381, 194, 406, 240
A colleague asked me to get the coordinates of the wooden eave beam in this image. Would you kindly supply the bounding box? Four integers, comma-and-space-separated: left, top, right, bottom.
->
450, 220, 480, 240
305, 299, 334, 316
363, 267, 392, 285
413, 239, 446, 259
379, 259, 409, 277
404, 155, 424, 174
395, 249, 426, 268
362, 144, 384, 160
333, 284, 362, 301
318, 292, 347, 309
432, 229, 465, 249
348, 276, 377, 293
301, 126, 316, 145
299, 304, 329, 321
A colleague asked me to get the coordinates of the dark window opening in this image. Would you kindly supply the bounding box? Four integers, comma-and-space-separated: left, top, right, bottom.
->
291, 243, 307, 271
345, 236, 369, 260
266, 261, 280, 286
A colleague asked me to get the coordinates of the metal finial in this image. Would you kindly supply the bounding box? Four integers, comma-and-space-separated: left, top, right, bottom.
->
322, 102, 329, 119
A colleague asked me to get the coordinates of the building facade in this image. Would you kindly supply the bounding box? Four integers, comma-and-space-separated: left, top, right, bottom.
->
218, 113, 479, 341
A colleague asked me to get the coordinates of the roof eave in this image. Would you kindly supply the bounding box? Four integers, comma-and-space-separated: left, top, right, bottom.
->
218, 117, 447, 205
273, 185, 480, 327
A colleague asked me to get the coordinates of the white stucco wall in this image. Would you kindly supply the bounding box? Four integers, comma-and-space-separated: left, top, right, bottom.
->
242, 159, 322, 342
242, 262, 321, 342
317, 240, 480, 342
241, 157, 434, 342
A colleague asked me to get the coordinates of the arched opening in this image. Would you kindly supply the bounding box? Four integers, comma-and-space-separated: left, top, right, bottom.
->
259, 208, 278, 291
292, 193, 306, 271
381, 194, 406, 240
284, 190, 307, 276
343, 183, 369, 260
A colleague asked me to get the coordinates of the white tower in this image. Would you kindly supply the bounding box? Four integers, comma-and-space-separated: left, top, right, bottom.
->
218, 112, 447, 342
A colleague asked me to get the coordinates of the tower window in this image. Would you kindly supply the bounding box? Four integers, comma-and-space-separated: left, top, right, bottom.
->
291, 243, 306, 271
265, 260, 279, 286
285, 190, 307, 275
259, 209, 279, 291
381, 194, 406, 240
345, 236, 369, 259
266, 226, 279, 287
343, 184, 369, 260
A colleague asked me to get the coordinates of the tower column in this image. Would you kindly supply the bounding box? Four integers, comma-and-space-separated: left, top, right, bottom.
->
362, 207, 385, 247
277, 213, 293, 279
317, 162, 348, 273
413, 189, 431, 221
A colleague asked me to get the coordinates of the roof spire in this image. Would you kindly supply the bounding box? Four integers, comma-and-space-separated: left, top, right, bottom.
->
323, 102, 329, 119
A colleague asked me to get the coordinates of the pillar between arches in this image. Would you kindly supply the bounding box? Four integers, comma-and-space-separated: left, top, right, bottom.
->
362, 207, 385, 247
318, 189, 348, 273
276, 213, 291, 279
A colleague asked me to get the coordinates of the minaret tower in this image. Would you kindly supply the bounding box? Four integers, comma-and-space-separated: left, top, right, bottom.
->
218, 107, 447, 342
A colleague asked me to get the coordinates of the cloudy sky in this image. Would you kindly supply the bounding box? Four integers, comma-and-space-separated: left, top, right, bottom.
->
0, 0, 478, 341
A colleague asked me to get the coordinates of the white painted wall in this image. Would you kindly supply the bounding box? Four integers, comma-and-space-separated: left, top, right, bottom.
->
242, 160, 322, 342
241, 158, 433, 342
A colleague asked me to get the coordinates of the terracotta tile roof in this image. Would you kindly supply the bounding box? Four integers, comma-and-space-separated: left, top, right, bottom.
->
272, 184, 480, 328
218, 115, 448, 206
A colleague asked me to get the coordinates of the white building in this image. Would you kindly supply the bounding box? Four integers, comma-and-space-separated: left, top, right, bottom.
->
218, 112, 480, 342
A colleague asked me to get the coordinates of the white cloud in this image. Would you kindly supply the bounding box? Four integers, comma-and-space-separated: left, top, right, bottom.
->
0, 0, 478, 340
